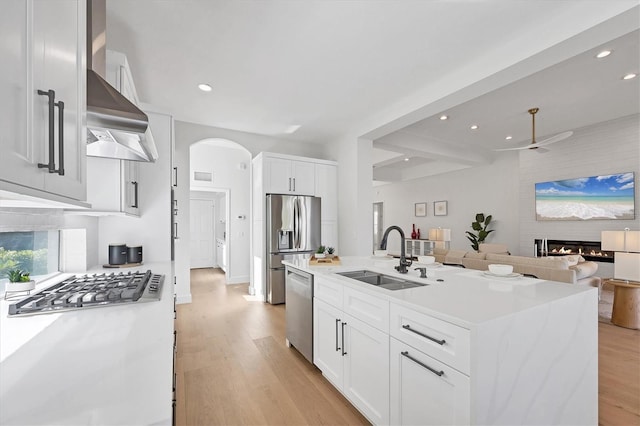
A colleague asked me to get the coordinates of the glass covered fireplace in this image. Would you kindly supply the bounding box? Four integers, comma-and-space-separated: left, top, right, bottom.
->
534, 239, 614, 263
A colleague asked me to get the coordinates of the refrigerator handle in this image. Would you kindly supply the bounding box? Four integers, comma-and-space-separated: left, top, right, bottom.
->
294, 197, 301, 249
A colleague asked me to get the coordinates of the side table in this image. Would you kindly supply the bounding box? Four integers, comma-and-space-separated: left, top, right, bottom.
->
605, 279, 640, 329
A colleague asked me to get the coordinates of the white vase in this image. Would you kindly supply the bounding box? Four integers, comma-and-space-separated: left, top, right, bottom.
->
315, 253, 326, 259
6, 280, 35, 292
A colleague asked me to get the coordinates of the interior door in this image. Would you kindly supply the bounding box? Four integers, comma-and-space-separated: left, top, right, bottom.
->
190, 198, 215, 268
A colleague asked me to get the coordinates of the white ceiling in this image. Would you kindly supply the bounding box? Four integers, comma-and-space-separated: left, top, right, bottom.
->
105, 1, 640, 182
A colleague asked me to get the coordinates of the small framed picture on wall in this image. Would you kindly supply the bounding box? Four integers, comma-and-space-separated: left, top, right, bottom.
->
415, 202, 427, 217
434, 200, 448, 216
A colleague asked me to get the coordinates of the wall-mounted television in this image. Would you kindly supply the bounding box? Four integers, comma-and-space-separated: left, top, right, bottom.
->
535, 172, 635, 221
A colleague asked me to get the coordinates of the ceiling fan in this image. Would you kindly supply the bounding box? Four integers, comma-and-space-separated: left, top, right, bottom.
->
494, 107, 573, 152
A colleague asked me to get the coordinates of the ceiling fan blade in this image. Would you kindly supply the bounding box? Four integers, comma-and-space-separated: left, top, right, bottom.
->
530, 130, 573, 148
493, 131, 573, 152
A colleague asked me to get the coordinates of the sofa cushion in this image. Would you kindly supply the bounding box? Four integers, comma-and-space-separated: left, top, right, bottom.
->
557, 255, 581, 266
486, 253, 570, 269
570, 261, 598, 279
433, 247, 449, 256
444, 249, 467, 265
464, 251, 486, 260
478, 243, 510, 254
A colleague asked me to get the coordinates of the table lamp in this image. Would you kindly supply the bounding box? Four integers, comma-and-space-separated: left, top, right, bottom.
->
428, 228, 451, 250
601, 229, 640, 283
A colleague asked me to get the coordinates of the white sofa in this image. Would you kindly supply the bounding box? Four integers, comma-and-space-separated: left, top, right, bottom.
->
433, 248, 601, 287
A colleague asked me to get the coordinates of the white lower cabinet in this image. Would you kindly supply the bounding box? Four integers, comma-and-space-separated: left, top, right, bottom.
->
313, 297, 390, 425
390, 337, 470, 425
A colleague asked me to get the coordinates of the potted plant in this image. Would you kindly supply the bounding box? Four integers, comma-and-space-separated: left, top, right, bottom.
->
326, 247, 335, 259
5, 269, 36, 293
465, 213, 494, 251
315, 245, 326, 259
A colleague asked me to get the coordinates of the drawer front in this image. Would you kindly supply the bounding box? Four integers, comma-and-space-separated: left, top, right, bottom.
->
390, 303, 470, 375
314, 276, 343, 308
343, 287, 389, 333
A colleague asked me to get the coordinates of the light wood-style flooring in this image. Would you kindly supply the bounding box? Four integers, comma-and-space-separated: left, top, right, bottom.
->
176, 268, 640, 426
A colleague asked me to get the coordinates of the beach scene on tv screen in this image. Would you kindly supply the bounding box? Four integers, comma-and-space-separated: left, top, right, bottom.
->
535, 172, 635, 221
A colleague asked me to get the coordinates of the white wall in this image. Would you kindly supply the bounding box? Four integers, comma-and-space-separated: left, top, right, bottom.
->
174, 120, 331, 296
190, 142, 250, 284
333, 135, 374, 256
98, 110, 173, 266
373, 151, 520, 255
372, 114, 640, 280
518, 114, 640, 278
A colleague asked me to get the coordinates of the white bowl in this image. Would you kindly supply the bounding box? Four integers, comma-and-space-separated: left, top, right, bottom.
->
417, 255, 435, 264
488, 264, 513, 275
374, 250, 388, 257
315, 253, 326, 259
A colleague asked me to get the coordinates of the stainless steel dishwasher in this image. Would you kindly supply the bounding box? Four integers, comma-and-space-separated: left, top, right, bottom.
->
285, 266, 313, 363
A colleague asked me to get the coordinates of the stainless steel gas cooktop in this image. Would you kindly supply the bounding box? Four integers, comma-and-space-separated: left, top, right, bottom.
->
8, 270, 164, 317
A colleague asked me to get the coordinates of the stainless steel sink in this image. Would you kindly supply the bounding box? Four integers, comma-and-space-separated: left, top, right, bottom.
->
337, 270, 427, 291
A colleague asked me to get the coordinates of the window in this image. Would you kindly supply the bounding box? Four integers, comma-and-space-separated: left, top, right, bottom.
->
0, 231, 59, 282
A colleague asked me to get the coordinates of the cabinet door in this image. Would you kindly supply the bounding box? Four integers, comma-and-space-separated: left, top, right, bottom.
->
390, 338, 470, 426
33, 0, 85, 200
290, 161, 315, 195
122, 161, 140, 216
0, 0, 39, 190
265, 157, 292, 194
313, 299, 343, 389
343, 314, 390, 425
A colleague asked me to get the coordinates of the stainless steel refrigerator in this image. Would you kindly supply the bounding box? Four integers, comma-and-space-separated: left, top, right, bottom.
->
266, 194, 321, 304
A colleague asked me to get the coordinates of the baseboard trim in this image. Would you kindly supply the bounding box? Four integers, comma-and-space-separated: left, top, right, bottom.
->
226, 275, 250, 285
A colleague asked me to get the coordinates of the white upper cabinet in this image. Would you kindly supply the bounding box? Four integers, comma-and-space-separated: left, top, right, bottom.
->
264, 156, 315, 195
0, 0, 87, 202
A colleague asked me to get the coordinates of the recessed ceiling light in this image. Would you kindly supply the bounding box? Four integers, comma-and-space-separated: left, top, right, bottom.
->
198, 83, 212, 92
596, 50, 612, 59
470, 124, 479, 130
439, 115, 449, 121
404, 157, 410, 162
284, 124, 301, 134
505, 135, 513, 140
622, 73, 637, 80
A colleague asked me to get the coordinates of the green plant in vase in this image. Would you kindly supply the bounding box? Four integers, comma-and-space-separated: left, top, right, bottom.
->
465, 213, 494, 251
7, 269, 31, 283
326, 247, 335, 259
315, 245, 326, 258
5, 269, 35, 295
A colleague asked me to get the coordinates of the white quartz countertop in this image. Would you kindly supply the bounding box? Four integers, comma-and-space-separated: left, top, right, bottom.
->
0, 262, 174, 425
283, 256, 596, 329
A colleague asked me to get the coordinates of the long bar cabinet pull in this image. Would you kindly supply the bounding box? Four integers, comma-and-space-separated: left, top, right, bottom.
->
401, 351, 444, 377
335, 318, 341, 351
173, 167, 178, 187
37, 89, 56, 173
402, 324, 446, 345
55, 100, 65, 175
341, 322, 347, 356
132, 181, 139, 208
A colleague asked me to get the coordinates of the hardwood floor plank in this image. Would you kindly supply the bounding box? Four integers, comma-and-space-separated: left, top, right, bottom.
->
177, 268, 639, 425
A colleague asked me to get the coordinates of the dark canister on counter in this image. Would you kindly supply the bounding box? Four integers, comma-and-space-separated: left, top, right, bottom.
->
127, 245, 143, 264
108, 244, 128, 265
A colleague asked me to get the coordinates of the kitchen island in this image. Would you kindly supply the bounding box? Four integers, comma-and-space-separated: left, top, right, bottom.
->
284, 256, 598, 425
0, 262, 174, 425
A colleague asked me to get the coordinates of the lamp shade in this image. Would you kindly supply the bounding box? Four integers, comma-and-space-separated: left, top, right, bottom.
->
428, 228, 451, 241
601, 231, 625, 251
614, 252, 640, 282
602, 230, 640, 252
626, 231, 640, 252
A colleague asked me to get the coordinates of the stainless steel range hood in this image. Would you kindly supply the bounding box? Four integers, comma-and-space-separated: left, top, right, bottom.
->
86, 0, 158, 162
